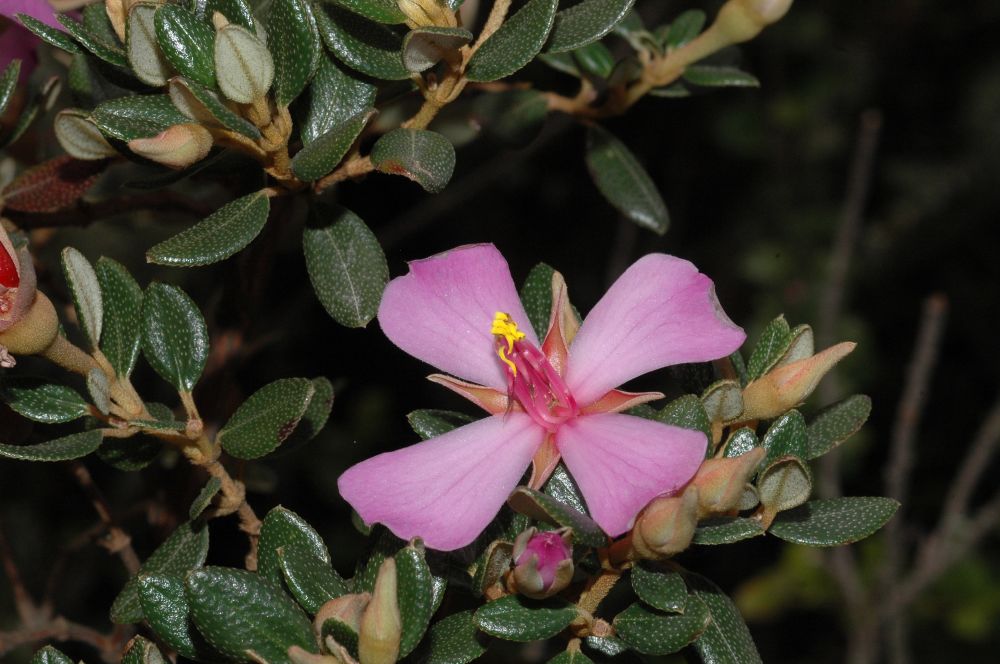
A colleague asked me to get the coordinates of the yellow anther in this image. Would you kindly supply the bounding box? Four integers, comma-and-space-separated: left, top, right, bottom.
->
491, 312, 525, 376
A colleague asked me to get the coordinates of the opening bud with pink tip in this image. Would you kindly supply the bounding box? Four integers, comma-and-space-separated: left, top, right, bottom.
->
689, 447, 766, 517
740, 342, 856, 420
128, 124, 213, 170
508, 527, 574, 599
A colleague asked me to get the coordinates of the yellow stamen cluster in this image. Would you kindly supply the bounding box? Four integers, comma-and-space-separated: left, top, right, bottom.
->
491, 312, 525, 376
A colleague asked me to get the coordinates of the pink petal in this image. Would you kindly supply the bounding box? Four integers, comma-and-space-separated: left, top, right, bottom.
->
338, 412, 543, 551
378, 244, 538, 390
565, 254, 745, 407
555, 413, 707, 537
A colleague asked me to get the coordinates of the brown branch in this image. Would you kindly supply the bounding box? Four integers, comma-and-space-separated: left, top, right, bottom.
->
68, 461, 141, 575
0, 516, 38, 625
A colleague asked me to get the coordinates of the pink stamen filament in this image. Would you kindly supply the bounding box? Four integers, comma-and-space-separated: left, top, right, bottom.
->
501, 338, 578, 432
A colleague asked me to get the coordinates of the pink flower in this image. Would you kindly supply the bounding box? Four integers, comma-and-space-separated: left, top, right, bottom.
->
511, 528, 574, 598
338, 244, 745, 550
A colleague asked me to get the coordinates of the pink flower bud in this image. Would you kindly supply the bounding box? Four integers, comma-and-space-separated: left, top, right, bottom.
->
689, 447, 766, 517
510, 527, 574, 599
740, 342, 856, 420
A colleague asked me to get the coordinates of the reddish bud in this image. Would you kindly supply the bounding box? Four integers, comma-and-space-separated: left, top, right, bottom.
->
509, 527, 574, 599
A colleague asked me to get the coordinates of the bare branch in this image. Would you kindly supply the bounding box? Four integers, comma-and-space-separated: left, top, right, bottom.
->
68, 461, 141, 574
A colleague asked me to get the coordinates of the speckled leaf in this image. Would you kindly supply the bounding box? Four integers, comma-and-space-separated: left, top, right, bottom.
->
205, 0, 257, 31
687, 573, 762, 664
0, 379, 89, 423
121, 635, 164, 664
542, 463, 587, 515
473, 88, 548, 148
92, 94, 191, 141
548, 650, 594, 663
586, 124, 668, 234
279, 376, 336, 453
17, 14, 82, 54
140, 282, 209, 392
31, 646, 73, 664
213, 24, 275, 103
111, 521, 210, 624
746, 315, 791, 379
583, 636, 628, 658
302, 203, 388, 327
402, 26, 472, 73
425, 610, 485, 664
656, 394, 711, 441
57, 13, 128, 67
291, 110, 373, 181
662, 9, 705, 49
805, 394, 871, 460
314, 3, 409, 80
189, 477, 222, 519
465, 0, 558, 82
61, 247, 102, 347
397, 542, 435, 657
97, 435, 163, 471
693, 517, 766, 545
546, 0, 635, 53
407, 409, 475, 440
519, 262, 556, 335
631, 564, 686, 613
723, 427, 758, 459
474, 595, 577, 642
138, 574, 223, 661
471, 540, 513, 596
95, 257, 143, 378
371, 128, 455, 193
1, 155, 107, 214
0, 430, 102, 462
350, 528, 399, 593
54, 109, 117, 160
265, 0, 320, 105
87, 367, 111, 414
701, 379, 743, 424
0, 60, 20, 117
217, 377, 315, 459
775, 324, 814, 367
329, 0, 407, 23
613, 601, 709, 655
185, 566, 319, 662
154, 4, 217, 88
168, 77, 261, 139
757, 455, 812, 514
760, 410, 807, 469
147, 190, 270, 267
278, 544, 348, 613
769, 497, 899, 547
301, 53, 376, 144
508, 487, 607, 547
127, 3, 172, 86
683, 65, 759, 88
258, 506, 331, 586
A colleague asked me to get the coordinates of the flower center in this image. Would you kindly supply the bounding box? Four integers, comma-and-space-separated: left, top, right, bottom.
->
491, 312, 578, 431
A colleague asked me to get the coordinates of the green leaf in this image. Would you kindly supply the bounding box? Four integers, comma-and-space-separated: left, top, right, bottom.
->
258, 506, 331, 586
302, 203, 389, 327
757, 455, 812, 514
693, 517, 766, 545
92, 94, 191, 141
97, 436, 162, 471
542, 463, 587, 516
205, 0, 258, 31
147, 190, 270, 266
0, 430, 102, 462
687, 573, 762, 664
582, 636, 628, 657
474, 595, 577, 641
279, 544, 348, 613
396, 542, 435, 657
266, 0, 321, 105
141, 282, 209, 392
631, 564, 686, 613
683, 65, 760, 88
278, 376, 336, 454
351, 528, 400, 593
723, 427, 758, 458
402, 26, 472, 73
425, 610, 486, 664
86, 367, 111, 415
805, 394, 871, 460
613, 601, 710, 655
407, 409, 475, 440
769, 497, 900, 546
585, 125, 668, 234
60, 247, 103, 347
54, 109, 117, 160
169, 77, 262, 139
31, 646, 74, 664
473, 88, 548, 148
0, 379, 90, 423
301, 52, 376, 144
57, 13, 128, 67
17, 14, 82, 54
519, 262, 556, 335
138, 574, 223, 661
111, 521, 210, 624
466, 0, 558, 82
746, 315, 791, 379
662, 9, 705, 50
508, 487, 607, 547
371, 128, 455, 193
701, 379, 743, 424
329, 0, 407, 23
571, 41, 615, 78
127, 3, 172, 86
95, 257, 143, 378
548, 650, 594, 663
154, 4, 217, 88
189, 477, 222, 519
546, 0, 635, 54
471, 540, 513, 597
656, 394, 711, 441
760, 410, 807, 468
291, 110, 373, 181
121, 635, 165, 664
0, 60, 20, 117
213, 24, 275, 103
314, 3, 409, 80
218, 378, 315, 459
186, 566, 319, 662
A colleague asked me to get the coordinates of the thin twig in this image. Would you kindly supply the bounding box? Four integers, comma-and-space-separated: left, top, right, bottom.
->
0, 517, 37, 625
68, 461, 141, 574
0, 617, 126, 663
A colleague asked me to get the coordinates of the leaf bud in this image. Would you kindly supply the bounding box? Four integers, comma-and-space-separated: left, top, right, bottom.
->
630, 485, 700, 560
128, 124, 213, 169
358, 558, 402, 664
507, 527, 574, 599
688, 447, 766, 517
740, 342, 856, 420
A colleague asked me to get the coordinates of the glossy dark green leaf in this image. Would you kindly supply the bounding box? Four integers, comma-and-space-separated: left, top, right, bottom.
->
218, 378, 315, 459
2, 75, 61, 150
351, 528, 400, 593
425, 610, 486, 664
315, 4, 409, 80
60, 247, 102, 347
278, 377, 336, 454
169, 77, 261, 139
58, 13, 128, 67
656, 394, 711, 441
805, 394, 871, 460
746, 315, 791, 379
397, 542, 435, 657
631, 564, 686, 613
769, 497, 899, 547
0, 379, 89, 423
723, 427, 758, 459
371, 128, 455, 193
141, 282, 209, 392
547, 650, 594, 664
92, 94, 191, 141
111, 521, 210, 624
205, 0, 257, 31
138, 574, 223, 661
154, 4, 216, 87
683, 65, 760, 88
266, 0, 321, 105
613, 601, 710, 655
329, 0, 407, 23
583, 636, 628, 657
292, 110, 373, 181
97, 435, 163, 471
466, 0, 558, 82
542, 463, 587, 516
571, 41, 614, 78
586, 124, 668, 234
303, 203, 389, 327
687, 573, 762, 664
474, 595, 577, 642
278, 544, 348, 614
662, 9, 705, 50
186, 566, 319, 662
519, 262, 556, 335
473, 88, 548, 148
0, 430, 102, 462
693, 517, 766, 545
31, 646, 74, 664
189, 477, 222, 519
301, 53, 376, 144
547, 0, 635, 53
17, 14, 82, 54
95, 257, 143, 378
407, 409, 476, 440
258, 506, 331, 586
402, 26, 472, 72
0, 60, 20, 117
760, 410, 807, 468
508, 487, 607, 547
